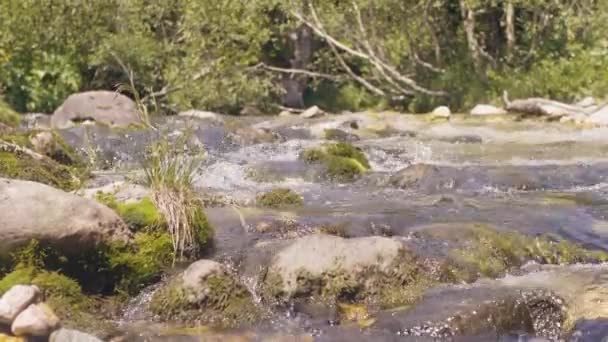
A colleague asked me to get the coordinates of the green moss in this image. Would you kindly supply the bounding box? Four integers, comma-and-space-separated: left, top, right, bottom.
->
96, 192, 163, 232
423, 225, 608, 283
1, 130, 82, 167
192, 205, 213, 248
0, 99, 20, 127
302, 142, 371, 182
0, 150, 81, 190
107, 232, 174, 294
150, 274, 260, 328
256, 188, 304, 208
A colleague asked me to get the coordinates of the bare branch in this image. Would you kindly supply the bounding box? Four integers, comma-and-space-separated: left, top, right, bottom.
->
252, 62, 340, 81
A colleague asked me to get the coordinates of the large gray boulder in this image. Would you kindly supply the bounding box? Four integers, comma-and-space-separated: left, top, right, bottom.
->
265, 234, 404, 299
0, 178, 131, 258
51, 91, 141, 129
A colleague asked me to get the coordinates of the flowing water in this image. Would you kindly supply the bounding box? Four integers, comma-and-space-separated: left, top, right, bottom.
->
89, 112, 608, 341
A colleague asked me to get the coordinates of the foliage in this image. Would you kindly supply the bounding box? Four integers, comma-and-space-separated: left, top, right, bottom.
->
256, 188, 304, 208
0, 98, 20, 127
0, 0, 606, 113
143, 132, 213, 260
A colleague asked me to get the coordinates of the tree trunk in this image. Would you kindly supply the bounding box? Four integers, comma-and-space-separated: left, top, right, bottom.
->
459, 0, 482, 71
282, 25, 313, 109
505, 0, 515, 62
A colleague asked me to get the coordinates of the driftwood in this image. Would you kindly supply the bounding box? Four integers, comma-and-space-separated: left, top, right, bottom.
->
502, 92, 602, 118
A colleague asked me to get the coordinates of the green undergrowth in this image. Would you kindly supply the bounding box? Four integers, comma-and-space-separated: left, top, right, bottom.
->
302, 142, 371, 182
0, 99, 20, 127
256, 188, 304, 208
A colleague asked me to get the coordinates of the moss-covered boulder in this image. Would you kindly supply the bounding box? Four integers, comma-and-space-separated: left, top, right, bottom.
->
256, 188, 304, 209
302, 142, 371, 182
262, 234, 428, 308
0, 178, 131, 261
150, 260, 260, 328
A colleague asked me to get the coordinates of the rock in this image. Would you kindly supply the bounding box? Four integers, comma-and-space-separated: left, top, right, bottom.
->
470, 104, 507, 116
390, 164, 441, 189
178, 110, 220, 121
150, 259, 260, 326
265, 234, 404, 299
11, 303, 60, 336
300, 106, 325, 119
20, 113, 51, 130
49, 328, 103, 342
278, 110, 296, 117
80, 181, 150, 204
431, 106, 451, 117
28, 132, 55, 155
587, 105, 608, 125
0, 178, 131, 259
51, 91, 141, 129
180, 260, 226, 303
575, 96, 596, 108
0, 285, 40, 324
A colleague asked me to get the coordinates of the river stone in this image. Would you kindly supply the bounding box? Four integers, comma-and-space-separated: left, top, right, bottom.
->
431, 106, 451, 117
0, 178, 131, 259
180, 260, 226, 303
49, 328, 103, 342
178, 110, 220, 121
11, 303, 60, 336
0, 285, 40, 324
470, 104, 507, 116
300, 105, 325, 119
51, 91, 140, 129
390, 164, 441, 189
267, 234, 403, 298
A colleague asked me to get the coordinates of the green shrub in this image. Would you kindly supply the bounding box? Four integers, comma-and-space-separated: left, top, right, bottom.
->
256, 188, 304, 208
0, 99, 20, 127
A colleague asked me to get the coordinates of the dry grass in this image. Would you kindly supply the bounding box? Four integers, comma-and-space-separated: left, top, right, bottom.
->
142, 132, 208, 261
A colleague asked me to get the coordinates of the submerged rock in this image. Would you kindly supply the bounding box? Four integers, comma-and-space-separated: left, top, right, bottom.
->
51, 91, 141, 129
389, 164, 441, 189
0, 178, 131, 259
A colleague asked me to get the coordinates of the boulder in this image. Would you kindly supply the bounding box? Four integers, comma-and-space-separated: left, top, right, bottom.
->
51, 91, 141, 129
470, 104, 507, 116
265, 234, 404, 299
178, 110, 220, 121
0, 178, 131, 259
575, 96, 596, 108
300, 106, 325, 119
180, 260, 226, 304
431, 106, 451, 117
11, 303, 60, 336
587, 105, 608, 125
49, 328, 103, 342
0, 286, 40, 324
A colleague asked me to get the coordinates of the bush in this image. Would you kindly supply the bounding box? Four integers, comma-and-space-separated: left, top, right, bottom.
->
0, 99, 20, 127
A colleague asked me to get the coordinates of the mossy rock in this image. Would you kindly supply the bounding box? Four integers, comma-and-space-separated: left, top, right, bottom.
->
302, 142, 371, 182
1, 130, 82, 166
256, 188, 304, 209
417, 224, 608, 283
150, 260, 261, 328
261, 235, 430, 309
0, 148, 82, 191
0, 99, 20, 128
